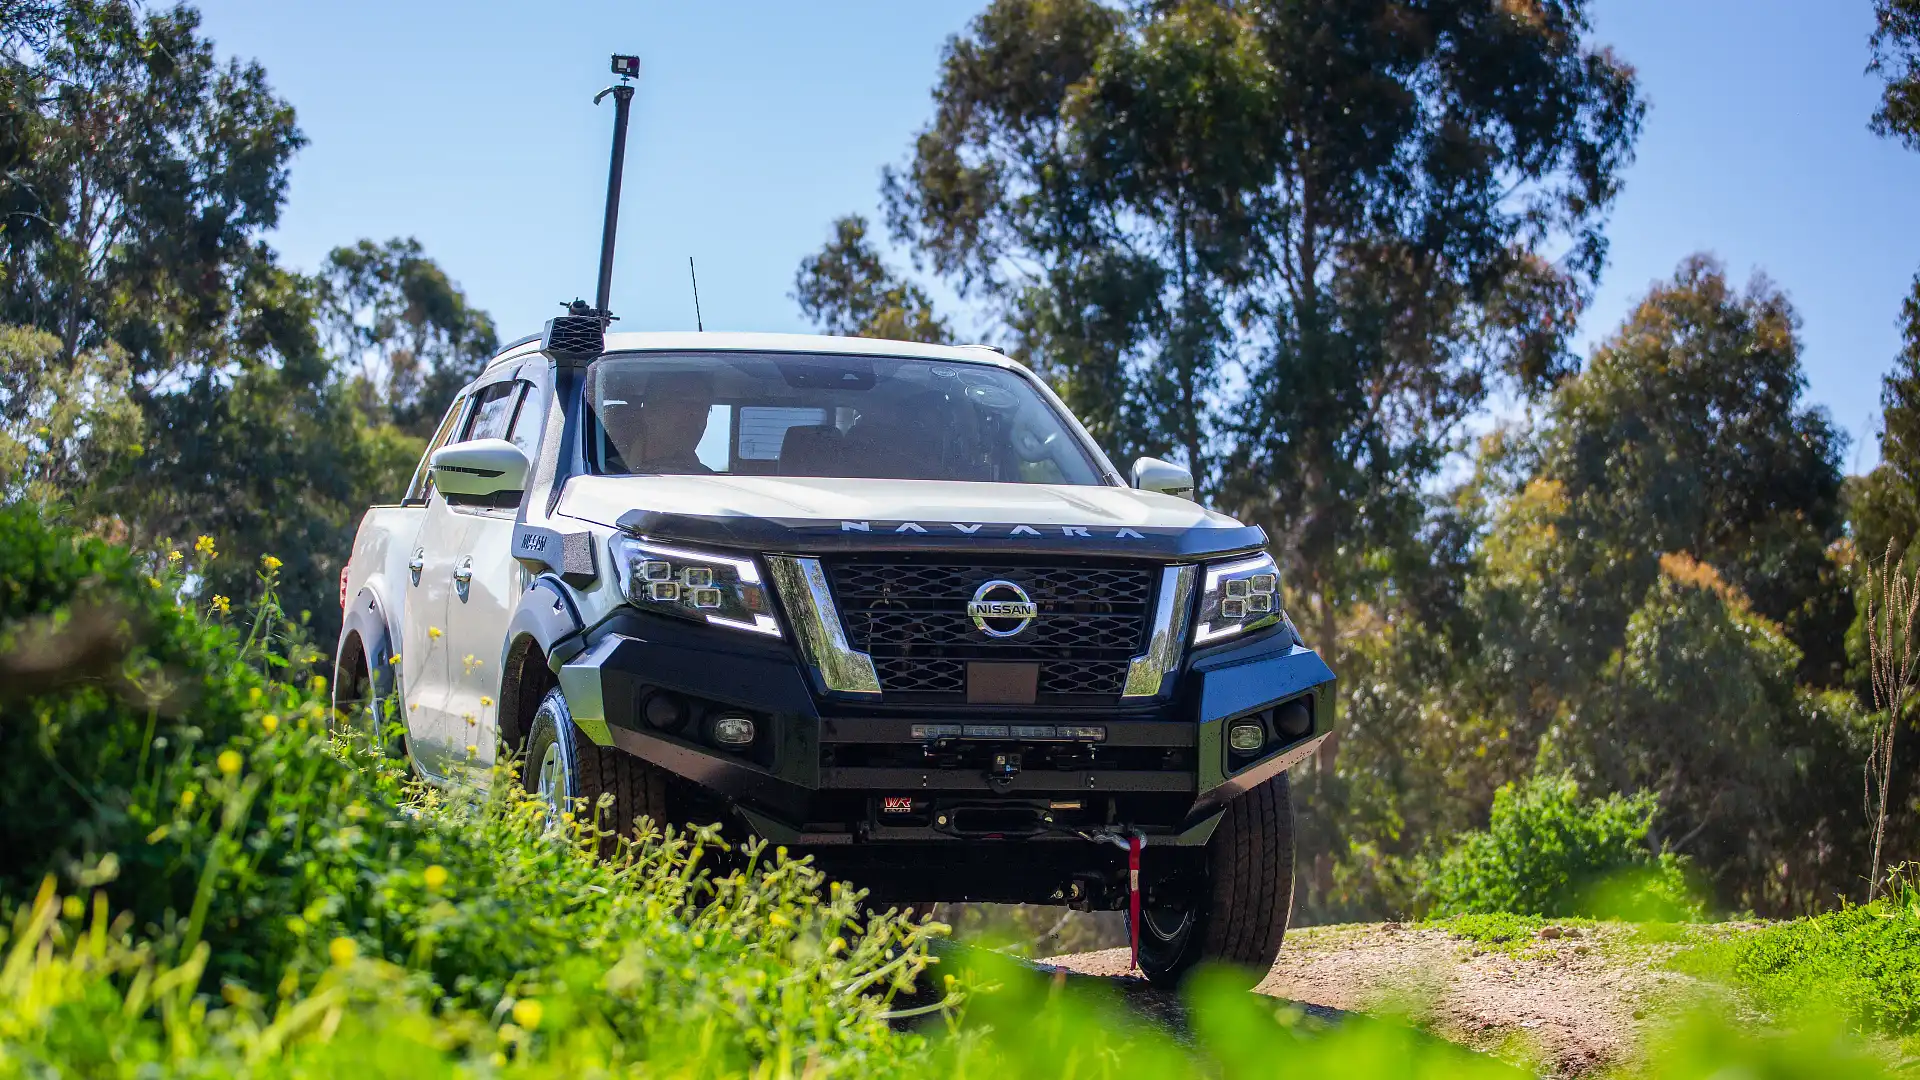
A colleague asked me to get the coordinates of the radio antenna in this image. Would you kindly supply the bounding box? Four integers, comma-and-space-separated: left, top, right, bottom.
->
689, 256, 705, 332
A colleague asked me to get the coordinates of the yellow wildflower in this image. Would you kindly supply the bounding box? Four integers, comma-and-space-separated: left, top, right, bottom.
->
479, 695, 494, 707
428, 626, 443, 640
262, 554, 283, 572
308, 674, 327, 693
210, 595, 230, 615
260, 714, 279, 734
180, 788, 196, 810
167, 550, 182, 563
194, 535, 216, 557
465, 744, 478, 756
146, 576, 161, 588
511, 999, 543, 1030
328, 937, 358, 966
423, 864, 449, 891
217, 750, 242, 775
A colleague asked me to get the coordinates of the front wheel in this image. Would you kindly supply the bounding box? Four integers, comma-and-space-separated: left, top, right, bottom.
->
522, 687, 670, 853
1132, 772, 1295, 988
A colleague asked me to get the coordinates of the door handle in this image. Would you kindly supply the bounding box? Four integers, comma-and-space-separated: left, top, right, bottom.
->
453, 558, 474, 585
408, 550, 424, 585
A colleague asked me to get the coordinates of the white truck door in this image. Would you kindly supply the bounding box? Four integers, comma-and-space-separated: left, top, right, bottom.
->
402, 490, 472, 780
402, 382, 522, 781
390, 394, 471, 780
441, 377, 544, 785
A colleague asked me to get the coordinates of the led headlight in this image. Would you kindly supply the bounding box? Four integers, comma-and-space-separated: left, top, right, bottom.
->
609, 536, 781, 638
1194, 552, 1291, 645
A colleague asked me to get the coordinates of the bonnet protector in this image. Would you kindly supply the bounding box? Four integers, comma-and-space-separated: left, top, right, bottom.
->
613, 509, 1267, 560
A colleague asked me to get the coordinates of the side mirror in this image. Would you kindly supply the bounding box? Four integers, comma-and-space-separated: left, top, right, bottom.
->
430, 439, 530, 499
1131, 456, 1195, 499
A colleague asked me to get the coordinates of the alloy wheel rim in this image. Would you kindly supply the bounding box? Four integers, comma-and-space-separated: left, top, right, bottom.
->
536, 739, 565, 829
1143, 906, 1193, 942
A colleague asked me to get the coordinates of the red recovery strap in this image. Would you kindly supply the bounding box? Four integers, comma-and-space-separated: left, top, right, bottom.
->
1128, 833, 1143, 973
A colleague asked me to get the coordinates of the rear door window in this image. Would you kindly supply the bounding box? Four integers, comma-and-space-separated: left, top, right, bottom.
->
404, 395, 471, 504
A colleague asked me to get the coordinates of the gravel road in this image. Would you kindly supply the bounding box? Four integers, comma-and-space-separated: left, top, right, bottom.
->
1045, 921, 1732, 1077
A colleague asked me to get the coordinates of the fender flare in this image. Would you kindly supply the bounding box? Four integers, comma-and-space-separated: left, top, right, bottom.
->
336, 584, 399, 705
497, 576, 586, 754
501, 575, 587, 674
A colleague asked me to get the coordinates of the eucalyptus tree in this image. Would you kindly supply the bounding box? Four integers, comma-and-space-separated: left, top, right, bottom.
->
1857, 0, 1920, 560
317, 237, 500, 436
0, 0, 305, 378
880, 0, 1643, 621
793, 215, 952, 344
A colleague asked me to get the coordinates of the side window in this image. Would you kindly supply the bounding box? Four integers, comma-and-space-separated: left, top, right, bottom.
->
504, 382, 542, 463
404, 395, 470, 505
461, 382, 521, 443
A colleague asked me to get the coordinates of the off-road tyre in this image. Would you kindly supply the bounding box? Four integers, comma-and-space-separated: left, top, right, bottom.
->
1134, 772, 1295, 989
522, 686, 670, 856
331, 630, 407, 760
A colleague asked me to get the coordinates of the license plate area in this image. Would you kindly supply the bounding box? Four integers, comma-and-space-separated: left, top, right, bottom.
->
966, 661, 1038, 704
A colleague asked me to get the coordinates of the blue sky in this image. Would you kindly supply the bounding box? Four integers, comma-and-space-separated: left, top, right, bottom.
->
193, 0, 1917, 474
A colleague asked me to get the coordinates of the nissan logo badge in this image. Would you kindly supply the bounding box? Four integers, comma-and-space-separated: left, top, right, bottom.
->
967, 579, 1038, 638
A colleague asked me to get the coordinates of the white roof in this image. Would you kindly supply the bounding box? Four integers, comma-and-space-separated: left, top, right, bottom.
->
489, 330, 1018, 373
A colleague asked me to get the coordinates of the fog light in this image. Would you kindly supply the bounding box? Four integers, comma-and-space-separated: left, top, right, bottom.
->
711, 713, 756, 748
641, 691, 686, 731
1228, 721, 1266, 752
1274, 700, 1313, 738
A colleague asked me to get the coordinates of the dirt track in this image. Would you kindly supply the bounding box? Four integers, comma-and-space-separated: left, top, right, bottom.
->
1046, 922, 1736, 1077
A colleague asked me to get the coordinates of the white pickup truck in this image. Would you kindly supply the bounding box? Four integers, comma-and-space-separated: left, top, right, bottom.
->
335, 320, 1334, 984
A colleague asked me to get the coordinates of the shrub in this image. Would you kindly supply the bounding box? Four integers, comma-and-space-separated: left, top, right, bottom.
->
1425, 771, 1701, 920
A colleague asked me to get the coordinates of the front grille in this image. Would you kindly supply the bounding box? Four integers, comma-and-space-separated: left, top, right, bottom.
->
828, 559, 1156, 705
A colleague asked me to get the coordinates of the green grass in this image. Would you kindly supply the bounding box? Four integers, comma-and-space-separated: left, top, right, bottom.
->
1432, 912, 1557, 949
1674, 891, 1920, 1040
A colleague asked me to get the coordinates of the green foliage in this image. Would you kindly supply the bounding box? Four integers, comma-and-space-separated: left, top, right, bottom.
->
880, 0, 1643, 557
0, 0, 307, 378
793, 215, 952, 345
0, 324, 142, 509
318, 236, 500, 436
1425, 772, 1700, 921
1525, 256, 1849, 684
1850, 272, 1920, 565
1436, 912, 1556, 949
1872, 0, 1920, 151
1677, 872, 1920, 1040
1303, 257, 1865, 923
1551, 560, 1864, 915
0, 501, 943, 1072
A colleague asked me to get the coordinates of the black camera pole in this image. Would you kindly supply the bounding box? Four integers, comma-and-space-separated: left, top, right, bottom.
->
544, 55, 640, 364
592, 56, 641, 321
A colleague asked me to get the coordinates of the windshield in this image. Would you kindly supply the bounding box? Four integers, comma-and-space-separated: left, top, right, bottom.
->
584, 352, 1107, 486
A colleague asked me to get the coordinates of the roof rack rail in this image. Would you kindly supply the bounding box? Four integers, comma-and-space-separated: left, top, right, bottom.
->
496, 332, 543, 355
961, 342, 1006, 355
